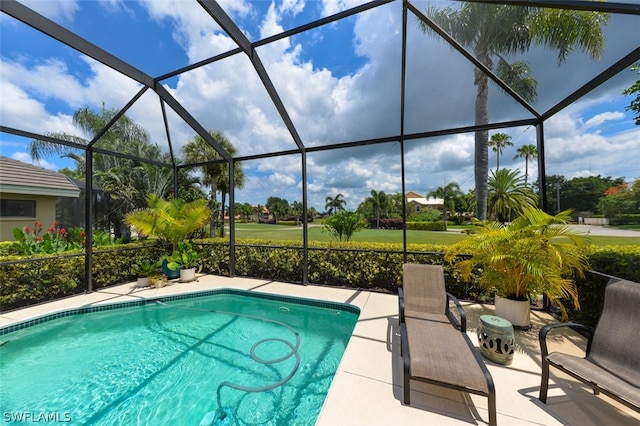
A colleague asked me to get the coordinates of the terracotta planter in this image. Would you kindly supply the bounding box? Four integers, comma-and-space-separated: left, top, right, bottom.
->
180, 268, 196, 283
495, 295, 531, 329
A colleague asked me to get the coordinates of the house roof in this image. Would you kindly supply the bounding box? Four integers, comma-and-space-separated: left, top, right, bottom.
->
405, 192, 444, 206
0, 156, 81, 198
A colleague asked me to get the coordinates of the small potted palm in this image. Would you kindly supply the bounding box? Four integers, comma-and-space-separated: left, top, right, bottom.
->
165, 242, 201, 283
445, 207, 590, 328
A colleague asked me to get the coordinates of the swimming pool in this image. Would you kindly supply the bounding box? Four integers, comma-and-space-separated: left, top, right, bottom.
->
0, 289, 360, 425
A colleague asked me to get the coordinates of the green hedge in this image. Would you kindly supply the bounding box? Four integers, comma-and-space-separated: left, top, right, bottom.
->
2, 239, 639, 325
196, 239, 489, 300
564, 245, 640, 326
405, 222, 447, 231
609, 214, 640, 225
0, 243, 168, 312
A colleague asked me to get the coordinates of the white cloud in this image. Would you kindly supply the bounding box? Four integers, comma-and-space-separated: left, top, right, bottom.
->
2, 0, 638, 212
582, 111, 625, 130
11, 152, 58, 170
21, 0, 79, 22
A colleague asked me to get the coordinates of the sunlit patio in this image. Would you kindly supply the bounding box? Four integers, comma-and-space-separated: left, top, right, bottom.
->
2, 275, 638, 426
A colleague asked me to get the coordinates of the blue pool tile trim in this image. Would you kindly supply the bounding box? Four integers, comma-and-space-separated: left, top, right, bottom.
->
0, 288, 360, 336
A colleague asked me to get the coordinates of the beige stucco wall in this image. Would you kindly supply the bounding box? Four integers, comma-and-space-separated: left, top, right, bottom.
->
0, 193, 57, 242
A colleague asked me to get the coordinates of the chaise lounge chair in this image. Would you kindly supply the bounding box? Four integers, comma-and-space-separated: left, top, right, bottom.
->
399, 263, 497, 426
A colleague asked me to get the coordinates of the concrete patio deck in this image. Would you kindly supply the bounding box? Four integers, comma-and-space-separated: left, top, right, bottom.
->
1, 275, 638, 426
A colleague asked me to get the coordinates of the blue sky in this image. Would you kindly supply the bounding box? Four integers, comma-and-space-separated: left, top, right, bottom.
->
1, 0, 639, 211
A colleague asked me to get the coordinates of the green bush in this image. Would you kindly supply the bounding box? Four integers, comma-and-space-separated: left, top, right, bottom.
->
564, 245, 640, 326
0, 243, 167, 311
2, 238, 639, 325
609, 214, 640, 225
406, 221, 447, 231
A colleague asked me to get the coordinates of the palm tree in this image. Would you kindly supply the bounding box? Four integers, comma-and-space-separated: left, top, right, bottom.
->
28, 106, 173, 239
513, 144, 538, 185
488, 168, 538, 223
428, 182, 462, 230
217, 161, 245, 237
367, 189, 388, 229
424, 3, 606, 220
325, 193, 346, 215
489, 133, 513, 171
182, 131, 242, 237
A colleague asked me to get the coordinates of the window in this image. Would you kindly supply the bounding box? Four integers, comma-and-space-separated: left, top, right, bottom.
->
0, 199, 36, 217
415, 205, 421, 213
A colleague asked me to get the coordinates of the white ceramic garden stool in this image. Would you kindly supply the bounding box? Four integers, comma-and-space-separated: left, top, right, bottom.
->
477, 315, 515, 365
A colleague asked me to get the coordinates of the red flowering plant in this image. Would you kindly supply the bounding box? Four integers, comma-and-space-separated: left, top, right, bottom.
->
12, 221, 80, 255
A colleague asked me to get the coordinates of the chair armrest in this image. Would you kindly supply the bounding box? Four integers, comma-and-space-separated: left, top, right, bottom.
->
446, 292, 467, 332
539, 322, 595, 358
398, 287, 405, 324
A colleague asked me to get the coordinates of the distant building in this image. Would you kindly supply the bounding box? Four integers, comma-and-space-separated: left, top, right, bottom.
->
405, 191, 444, 214
0, 156, 81, 241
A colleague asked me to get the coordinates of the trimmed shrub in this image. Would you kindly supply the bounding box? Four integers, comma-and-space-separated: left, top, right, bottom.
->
406, 221, 447, 231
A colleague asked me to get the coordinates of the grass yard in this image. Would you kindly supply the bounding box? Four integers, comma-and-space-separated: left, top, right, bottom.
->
229, 223, 640, 246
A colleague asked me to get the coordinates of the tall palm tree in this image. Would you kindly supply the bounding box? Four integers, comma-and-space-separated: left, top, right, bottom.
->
324, 193, 346, 215
217, 161, 245, 237
28, 106, 173, 239
488, 168, 538, 223
489, 133, 513, 171
182, 131, 242, 237
513, 144, 538, 185
367, 189, 388, 229
424, 3, 606, 220
428, 181, 462, 230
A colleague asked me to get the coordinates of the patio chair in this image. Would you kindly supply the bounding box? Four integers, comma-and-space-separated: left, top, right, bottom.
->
399, 264, 496, 426
539, 278, 640, 413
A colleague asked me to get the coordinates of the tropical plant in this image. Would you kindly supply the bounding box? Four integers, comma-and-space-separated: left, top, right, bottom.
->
28, 105, 176, 239
488, 168, 538, 222
125, 194, 210, 251
182, 131, 244, 237
131, 258, 162, 278
322, 211, 365, 242
366, 189, 389, 229
423, 3, 607, 220
428, 182, 462, 229
165, 241, 201, 271
488, 133, 513, 171
12, 221, 77, 255
513, 144, 538, 185
265, 196, 290, 223
325, 193, 347, 215
444, 207, 590, 320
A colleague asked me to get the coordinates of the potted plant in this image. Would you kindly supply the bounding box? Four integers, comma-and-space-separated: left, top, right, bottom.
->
444, 207, 590, 328
132, 258, 162, 287
165, 241, 201, 283
125, 194, 210, 279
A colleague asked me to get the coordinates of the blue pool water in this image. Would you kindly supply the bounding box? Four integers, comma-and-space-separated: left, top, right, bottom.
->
0, 290, 359, 425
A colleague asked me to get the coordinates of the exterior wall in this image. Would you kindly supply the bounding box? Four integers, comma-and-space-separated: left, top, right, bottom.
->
0, 193, 57, 242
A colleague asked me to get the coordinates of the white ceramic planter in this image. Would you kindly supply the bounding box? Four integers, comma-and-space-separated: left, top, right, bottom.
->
136, 276, 150, 288
180, 268, 196, 283
495, 295, 531, 329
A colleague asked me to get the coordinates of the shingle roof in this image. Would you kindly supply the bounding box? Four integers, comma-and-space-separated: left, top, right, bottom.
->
0, 156, 80, 198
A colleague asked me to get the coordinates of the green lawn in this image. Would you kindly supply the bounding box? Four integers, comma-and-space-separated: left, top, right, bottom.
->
229, 223, 640, 246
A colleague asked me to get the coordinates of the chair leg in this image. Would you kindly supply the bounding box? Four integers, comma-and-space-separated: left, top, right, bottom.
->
539, 359, 549, 403
488, 391, 497, 426
404, 374, 410, 404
